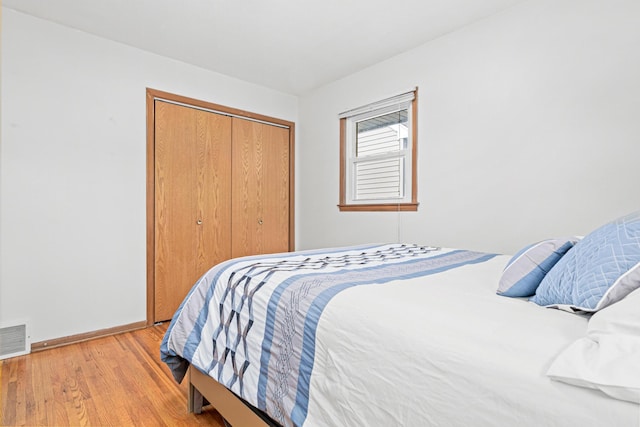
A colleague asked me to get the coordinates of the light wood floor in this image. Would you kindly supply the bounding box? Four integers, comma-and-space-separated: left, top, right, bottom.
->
0, 323, 225, 426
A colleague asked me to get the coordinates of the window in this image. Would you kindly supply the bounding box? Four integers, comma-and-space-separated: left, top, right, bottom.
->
339, 89, 418, 211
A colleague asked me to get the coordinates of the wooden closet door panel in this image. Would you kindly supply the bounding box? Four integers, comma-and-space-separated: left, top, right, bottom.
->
155, 101, 198, 321
195, 109, 232, 276
154, 101, 232, 321
231, 118, 290, 258
260, 124, 290, 253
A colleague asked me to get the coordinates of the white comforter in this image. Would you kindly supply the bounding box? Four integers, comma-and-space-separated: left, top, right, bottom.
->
306, 255, 639, 426
162, 244, 640, 426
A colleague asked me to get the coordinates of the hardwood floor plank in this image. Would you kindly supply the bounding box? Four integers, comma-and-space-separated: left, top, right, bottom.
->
1, 361, 18, 424
76, 339, 134, 426
48, 354, 72, 427
12, 358, 26, 425
116, 334, 191, 424
25, 355, 45, 426
1, 324, 225, 427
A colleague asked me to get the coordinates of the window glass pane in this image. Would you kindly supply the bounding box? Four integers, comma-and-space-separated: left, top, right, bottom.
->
355, 157, 404, 200
356, 110, 408, 157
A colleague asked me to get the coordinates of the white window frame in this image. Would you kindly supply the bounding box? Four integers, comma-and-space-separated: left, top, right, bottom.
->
339, 89, 418, 212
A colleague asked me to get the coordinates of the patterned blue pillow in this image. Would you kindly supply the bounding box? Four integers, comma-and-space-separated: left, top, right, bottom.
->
497, 238, 579, 297
531, 211, 640, 312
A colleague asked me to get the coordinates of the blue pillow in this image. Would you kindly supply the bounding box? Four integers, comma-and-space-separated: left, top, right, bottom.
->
497, 238, 579, 297
531, 211, 640, 312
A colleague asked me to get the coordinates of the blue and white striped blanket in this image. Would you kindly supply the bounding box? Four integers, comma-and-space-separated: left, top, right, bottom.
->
161, 244, 496, 426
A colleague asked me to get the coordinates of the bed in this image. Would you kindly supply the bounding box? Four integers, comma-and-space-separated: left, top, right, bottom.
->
161, 213, 640, 427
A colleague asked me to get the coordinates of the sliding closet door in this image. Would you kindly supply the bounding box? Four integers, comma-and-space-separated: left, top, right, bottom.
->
154, 101, 232, 321
231, 118, 290, 258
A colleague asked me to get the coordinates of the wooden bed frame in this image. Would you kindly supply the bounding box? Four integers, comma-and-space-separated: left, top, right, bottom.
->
188, 365, 279, 426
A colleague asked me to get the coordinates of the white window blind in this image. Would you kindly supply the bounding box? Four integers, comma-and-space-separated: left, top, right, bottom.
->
338, 90, 415, 119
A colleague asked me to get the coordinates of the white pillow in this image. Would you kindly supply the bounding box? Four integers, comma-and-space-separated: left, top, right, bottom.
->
547, 288, 640, 403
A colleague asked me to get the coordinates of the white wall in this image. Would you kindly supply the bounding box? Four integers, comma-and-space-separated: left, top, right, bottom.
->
0, 9, 298, 343
5, 0, 640, 344
297, 0, 640, 254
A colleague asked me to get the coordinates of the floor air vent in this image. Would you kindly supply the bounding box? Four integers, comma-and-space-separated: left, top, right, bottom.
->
0, 322, 30, 360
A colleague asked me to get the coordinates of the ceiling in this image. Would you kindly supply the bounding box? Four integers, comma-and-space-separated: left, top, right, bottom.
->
3, 0, 526, 95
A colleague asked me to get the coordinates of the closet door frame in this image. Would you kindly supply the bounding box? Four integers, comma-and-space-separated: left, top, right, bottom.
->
145, 88, 295, 325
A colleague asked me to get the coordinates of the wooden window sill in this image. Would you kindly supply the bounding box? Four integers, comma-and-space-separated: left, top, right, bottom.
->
338, 203, 419, 212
